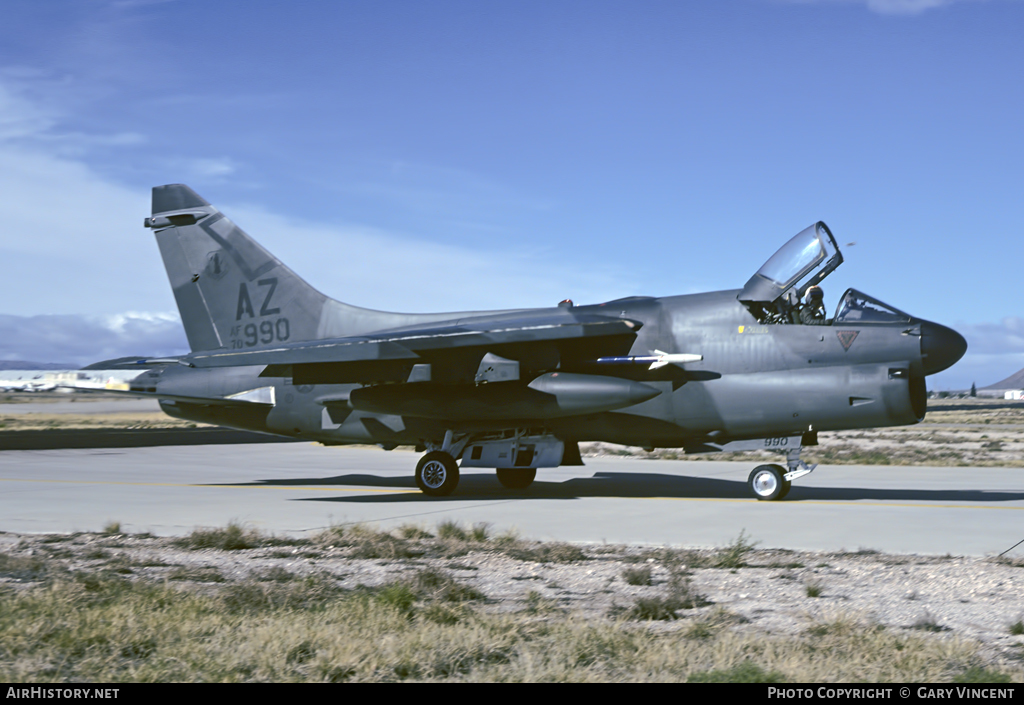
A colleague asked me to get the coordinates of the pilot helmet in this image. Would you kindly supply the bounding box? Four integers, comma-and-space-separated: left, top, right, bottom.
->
806, 285, 824, 301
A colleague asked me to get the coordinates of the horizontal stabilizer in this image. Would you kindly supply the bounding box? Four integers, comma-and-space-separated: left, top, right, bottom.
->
59, 385, 273, 408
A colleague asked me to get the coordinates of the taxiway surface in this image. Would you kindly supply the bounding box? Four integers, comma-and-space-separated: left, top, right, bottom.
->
1, 443, 1022, 557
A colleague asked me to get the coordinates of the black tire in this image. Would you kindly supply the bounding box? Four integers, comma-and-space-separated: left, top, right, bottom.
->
777, 479, 793, 500
748, 464, 787, 501
415, 451, 459, 496
496, 468, 537, 489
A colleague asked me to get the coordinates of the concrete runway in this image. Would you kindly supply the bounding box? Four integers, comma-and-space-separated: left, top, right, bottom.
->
0, 399, 162, 414
1, 443, 1022, 557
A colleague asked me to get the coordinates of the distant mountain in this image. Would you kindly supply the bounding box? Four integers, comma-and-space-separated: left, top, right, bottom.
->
0, 361, 77, 371
983, 368, 1024, 390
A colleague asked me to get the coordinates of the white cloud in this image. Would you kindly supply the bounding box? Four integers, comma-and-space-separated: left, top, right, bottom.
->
0, 81, 57, 140
773, 0, 992, 15
0, 143, 161, 314
185, 157, 237, 179
0, 313, 187, 366
927, 317, 1024, 390
959, 317, 1024, 356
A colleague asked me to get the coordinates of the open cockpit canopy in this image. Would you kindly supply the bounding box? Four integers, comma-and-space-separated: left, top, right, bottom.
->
738, 222, 843, 308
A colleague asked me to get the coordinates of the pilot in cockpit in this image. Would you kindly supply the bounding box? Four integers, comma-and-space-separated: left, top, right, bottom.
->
799, 285, 827, 325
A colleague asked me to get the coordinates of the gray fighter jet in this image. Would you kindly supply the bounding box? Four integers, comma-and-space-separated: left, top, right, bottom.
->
114, 184, 967, 500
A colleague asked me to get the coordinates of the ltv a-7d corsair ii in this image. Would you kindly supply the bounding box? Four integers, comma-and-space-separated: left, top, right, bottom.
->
111, 184, 966, 500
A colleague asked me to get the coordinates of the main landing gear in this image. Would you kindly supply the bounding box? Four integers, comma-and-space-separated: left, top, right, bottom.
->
414, 430, 542, 496
496, 468, 537, 489
415, 430, 466, 497
415, 451, 460, 496
414, 452, 539, 496
747, 446, 817, 501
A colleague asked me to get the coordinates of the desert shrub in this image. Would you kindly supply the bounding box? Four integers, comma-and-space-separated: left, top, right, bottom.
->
911, 611, 950, 633
504, 542, 587, 564
168, 566, 225, 583
953, 667, 1012, 683
625, 571, 709, 620
688, 660, 786, 683
410, 568, 484, 603
175, 522, 262, 551
0, 553, 54, 582
714, 530, 759, 569
622, 565, 652, 586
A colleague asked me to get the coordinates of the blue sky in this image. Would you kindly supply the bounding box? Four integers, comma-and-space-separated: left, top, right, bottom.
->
0, 0, 1021, 389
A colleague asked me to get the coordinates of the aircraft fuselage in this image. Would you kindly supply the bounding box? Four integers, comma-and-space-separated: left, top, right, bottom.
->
151, 287, 944, 452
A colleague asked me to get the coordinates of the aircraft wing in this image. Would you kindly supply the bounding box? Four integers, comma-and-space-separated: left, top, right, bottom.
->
185, 310, 641, 385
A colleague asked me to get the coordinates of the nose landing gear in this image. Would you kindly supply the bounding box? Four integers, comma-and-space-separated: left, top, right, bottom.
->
748, 464, 790, 501
748, 446, 816, 501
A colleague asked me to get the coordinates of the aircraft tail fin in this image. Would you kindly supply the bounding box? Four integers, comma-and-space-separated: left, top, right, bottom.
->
148, 184, 329, 353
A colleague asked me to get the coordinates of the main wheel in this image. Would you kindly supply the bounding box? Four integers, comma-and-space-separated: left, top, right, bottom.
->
415, 451, 459, 496
496, 468, 537, 490
748, 464, 788, 501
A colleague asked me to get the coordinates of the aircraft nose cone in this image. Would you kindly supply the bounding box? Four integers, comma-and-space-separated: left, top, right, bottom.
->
920, 321, 967, 375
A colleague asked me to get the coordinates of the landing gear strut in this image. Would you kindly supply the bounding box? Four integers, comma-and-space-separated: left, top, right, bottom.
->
748, 446, 817, 501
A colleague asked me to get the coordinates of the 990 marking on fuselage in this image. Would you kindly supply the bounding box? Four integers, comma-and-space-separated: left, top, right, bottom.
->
764, 437, 789, 448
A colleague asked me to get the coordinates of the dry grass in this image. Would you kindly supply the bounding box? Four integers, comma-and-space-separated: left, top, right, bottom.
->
1, 524, 1022, 683
0, 411, 204, 432
0, 577, 1002, 682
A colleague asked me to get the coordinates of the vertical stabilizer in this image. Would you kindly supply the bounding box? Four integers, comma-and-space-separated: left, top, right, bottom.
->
147, 184, 328, 352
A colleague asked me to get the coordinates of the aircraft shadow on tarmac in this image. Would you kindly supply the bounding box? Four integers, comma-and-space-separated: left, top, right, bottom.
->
207, 472, 1024, 504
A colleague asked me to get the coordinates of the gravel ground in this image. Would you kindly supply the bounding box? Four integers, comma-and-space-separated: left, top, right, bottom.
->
4, 530, 1023, 668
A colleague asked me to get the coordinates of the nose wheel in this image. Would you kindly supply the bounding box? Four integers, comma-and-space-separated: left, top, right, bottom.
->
748, 446, 816, 501
748, 464, 791, 501
415, 451, 459, 496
